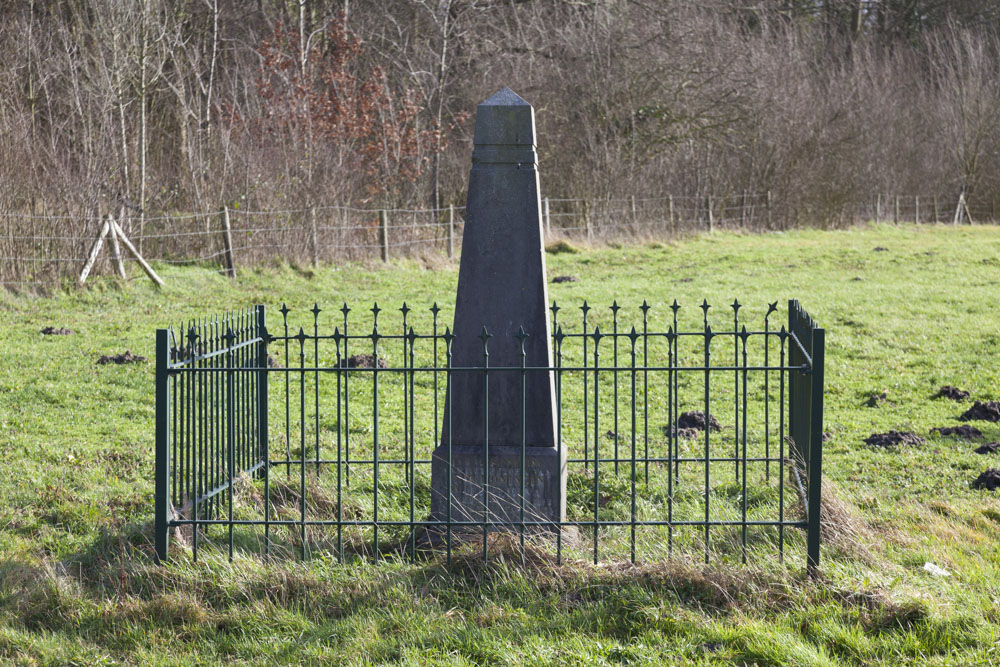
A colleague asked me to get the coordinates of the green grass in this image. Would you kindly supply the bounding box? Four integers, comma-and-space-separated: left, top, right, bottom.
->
3, 224, 1000, 664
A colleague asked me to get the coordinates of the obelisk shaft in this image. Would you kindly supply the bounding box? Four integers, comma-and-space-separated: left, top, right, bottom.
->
443, 87, 556, 449
431, 88, 565, 527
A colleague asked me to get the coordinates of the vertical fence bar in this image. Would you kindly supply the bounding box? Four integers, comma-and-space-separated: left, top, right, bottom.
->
225, 325, 235, 560
703, 320, 712, 564
778, 326, 787, 564
732, 301, 740, 482
481, 327, 491, 563
667, 325, 674, 554
298, 328, 307, 560
282, 305, 291, 477
518, 327, 527, 563
629, 328, 637, 564
554, 326, 564, 564
582, 302, 590, 471
334, 326, 344, 562
611, 302, 620, 475
445, 328, 454, 565
408, 328, 417, 561
740, 326, 749, 564
592, 327, 602, 564
641, 302, 650, 484
155, 329, 170, 563
256, 306, 270, 560
372, 316, 381, 561
194, 322, 203, 562
342, 304, 351, 485
313, 305, 321, 475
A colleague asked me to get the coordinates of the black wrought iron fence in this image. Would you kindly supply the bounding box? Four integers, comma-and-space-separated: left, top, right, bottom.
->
155, 299, 824, 573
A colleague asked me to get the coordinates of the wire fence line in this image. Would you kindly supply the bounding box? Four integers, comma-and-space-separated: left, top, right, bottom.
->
1, 191, 995, 289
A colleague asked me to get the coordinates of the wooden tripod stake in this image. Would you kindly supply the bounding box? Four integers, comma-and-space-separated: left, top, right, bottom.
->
78, 212, 164, 287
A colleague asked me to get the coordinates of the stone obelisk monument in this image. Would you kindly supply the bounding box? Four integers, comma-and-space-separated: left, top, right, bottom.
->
431, 87, 566, 530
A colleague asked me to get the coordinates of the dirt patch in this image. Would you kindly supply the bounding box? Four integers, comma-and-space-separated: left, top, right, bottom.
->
552, 275, 578, 284
97, 351, 147, 365
933, 385, 970, 401
974, 442, 1000, 455
865, 391, 890, 407
268, 356, 282, 368
931, 425, 984, 440
545, 240, 578, 254
863, 431, 924, 448
340, 354, 387, 369
660, 425, 702, 440
972, 469, 1000, 491
873, 246, 889, 252
40, 326, 74, 335
960, 401, 1000, 423
677, 411, 721, 432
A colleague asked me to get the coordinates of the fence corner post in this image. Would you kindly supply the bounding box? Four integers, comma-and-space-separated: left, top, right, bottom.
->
807, 325, 825, 578
154, 328, 171, 564
448, 204, 455, 259
309, 207, 318, 267
379, 209, 389, 262
221, 205, 237, 278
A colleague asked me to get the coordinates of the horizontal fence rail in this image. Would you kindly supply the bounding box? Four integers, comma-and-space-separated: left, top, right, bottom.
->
155, 299, 825, 572
5, 189, 996, 288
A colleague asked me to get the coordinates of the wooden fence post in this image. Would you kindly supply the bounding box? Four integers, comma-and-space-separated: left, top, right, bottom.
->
668, 195, 675, 236
379, 209, 389, 261
584, 200, 592, 241
914, 196, 920, 224
309, 206, 318, 267
933, 195, 939, 223
544, 197, 551, 238
630, 194, 637, 233
706, 195, 714, 233
740, 190, 747, 228
108, 212, 127, 280
78, 216, 111, 285
893, 196, 899, 224
448, 204, 455, 259
220, 206, 236, 278
766, 190, 773, 229
875, 193, 882, 222
109, 217, 164, 287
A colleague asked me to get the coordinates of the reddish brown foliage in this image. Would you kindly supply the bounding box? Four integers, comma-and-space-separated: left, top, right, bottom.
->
251, 16, 441, 200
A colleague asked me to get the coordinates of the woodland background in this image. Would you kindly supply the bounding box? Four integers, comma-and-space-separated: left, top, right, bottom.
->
2, 1, 1000, 285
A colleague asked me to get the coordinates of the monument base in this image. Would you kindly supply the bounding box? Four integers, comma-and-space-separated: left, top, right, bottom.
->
430, 444, 567, 530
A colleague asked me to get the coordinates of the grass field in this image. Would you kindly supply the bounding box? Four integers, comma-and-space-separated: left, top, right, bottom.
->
2, 224, 1000, 665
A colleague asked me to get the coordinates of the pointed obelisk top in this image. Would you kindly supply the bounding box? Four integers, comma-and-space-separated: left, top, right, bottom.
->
473, 87, 536, 148
480, 86, 530, 107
